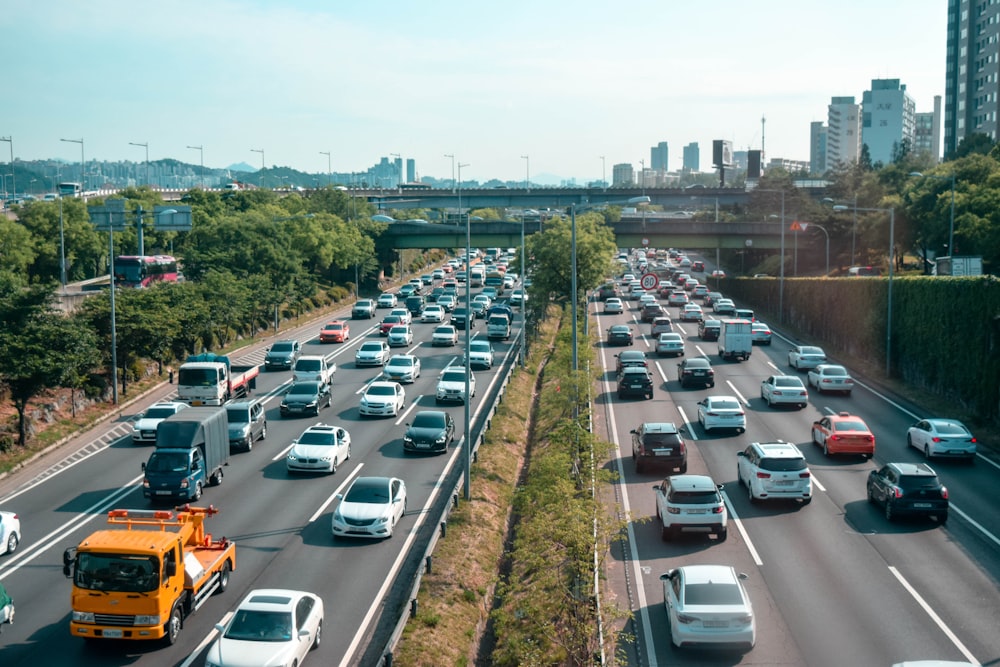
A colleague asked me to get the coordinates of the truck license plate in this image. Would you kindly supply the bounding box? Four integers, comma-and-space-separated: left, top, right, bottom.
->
191, 400, 204, 406
102, 629, 123, 638
155, 490, 172, 496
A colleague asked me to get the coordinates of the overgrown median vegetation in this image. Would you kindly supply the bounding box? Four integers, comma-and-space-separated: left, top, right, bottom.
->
394, 304, 624, 666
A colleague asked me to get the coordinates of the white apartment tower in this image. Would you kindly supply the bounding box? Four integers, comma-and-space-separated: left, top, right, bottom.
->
861, 79, 916, 165
826, 96, 861, 170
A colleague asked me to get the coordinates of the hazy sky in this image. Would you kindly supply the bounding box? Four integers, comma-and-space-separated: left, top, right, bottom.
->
3, 0, 945, 183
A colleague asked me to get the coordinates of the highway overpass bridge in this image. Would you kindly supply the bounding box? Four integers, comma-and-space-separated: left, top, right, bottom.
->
381, 219, 785, 251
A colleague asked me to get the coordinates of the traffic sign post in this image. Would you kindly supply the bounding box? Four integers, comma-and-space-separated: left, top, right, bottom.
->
640, 273, 658, 291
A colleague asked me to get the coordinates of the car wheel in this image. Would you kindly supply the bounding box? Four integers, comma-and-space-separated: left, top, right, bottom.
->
660, 523, 673, 541
192, 481, 203, 501
260, 422, 267, 440
312, 620, 322, 650
646, 392, 653, 400
717, 527, 728, 542
679, 462, 687, 474
823, 440, 830, 457
924, 444, 932, 459
244, 438, 253, 453
709, 381, 715, 387
618, 391, 625, 399
163, 605, 183, 646
885, 501, 895, 521
867, 483, 876, 503
5, 532, 18, 555
217, 560, 231, 594
635, 459, 644, 473
801, 497, 812, 505
737, 468, 744, 486
747, 482, 759, 504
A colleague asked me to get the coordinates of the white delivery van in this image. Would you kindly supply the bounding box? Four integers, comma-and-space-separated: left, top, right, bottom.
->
718, 319, 752, 361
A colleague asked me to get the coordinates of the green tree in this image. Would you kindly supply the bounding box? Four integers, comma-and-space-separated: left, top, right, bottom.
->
0, 219, 36, 277
524, 212, 617, 308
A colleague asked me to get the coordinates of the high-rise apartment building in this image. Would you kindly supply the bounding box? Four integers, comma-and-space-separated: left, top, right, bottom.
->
944, 1, 1000, 156
682, 142, 699, 171
914, 95, 942, 162
827, 96, 861, 170
650, 142, 669, 172
810, 121, 828, 175
862, 79, 916, 165
612, 163, 634, 186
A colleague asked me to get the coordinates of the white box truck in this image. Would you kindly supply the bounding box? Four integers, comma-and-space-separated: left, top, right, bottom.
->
718, 319, 752, 361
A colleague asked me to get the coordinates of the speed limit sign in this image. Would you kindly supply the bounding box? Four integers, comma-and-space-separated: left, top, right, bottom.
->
640, 273, 658, 291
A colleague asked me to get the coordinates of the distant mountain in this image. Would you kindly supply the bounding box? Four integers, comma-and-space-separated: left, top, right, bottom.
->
226, 162, 256, 173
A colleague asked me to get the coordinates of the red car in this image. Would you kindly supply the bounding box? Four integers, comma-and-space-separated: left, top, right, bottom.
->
380, 315, 403, 335
319, 320, 350, 343
811, 412, 875, 458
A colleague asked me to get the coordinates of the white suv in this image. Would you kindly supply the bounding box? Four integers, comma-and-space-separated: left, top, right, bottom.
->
653, 474, 727, 541
737, 441, 812, 504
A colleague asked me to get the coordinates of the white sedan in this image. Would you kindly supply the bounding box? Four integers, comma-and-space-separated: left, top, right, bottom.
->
387, 325, 414, 347
659, 565, 755, 650
907, 418, 978, 461
359, 381, 406, 417
697, 396, 746, 433
376, 292, 397, 308
760, 375, 808, 408
286, 424, 351, 474
206, 589, 324, 667
389, 307, 412, 325
788, 345, 827, 370
383, 354, 421, 383
421, 305, 445, 323
355, 341, 391, 367
807, 364, 855, 395
604, 297, 624, 314
332, 476, 407, 539
431, 325, 459, 347
0, 511, 20, 555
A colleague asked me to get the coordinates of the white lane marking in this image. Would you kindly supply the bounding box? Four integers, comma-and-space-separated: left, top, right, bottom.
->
726, 379, 750, 405
888, 566, 981, 666
721, 491, 764, 566
395, 396, 423, 424
309, 464, 364, 523
950, 504, 1000, 549
653, 361, 669, 384
810, 473, 827, 493
178, 611, 233, 667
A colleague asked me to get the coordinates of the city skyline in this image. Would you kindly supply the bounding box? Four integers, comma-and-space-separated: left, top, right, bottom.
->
3, 1, 945, 183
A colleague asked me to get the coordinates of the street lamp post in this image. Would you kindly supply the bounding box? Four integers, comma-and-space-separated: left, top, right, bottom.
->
0, 136, 12, 199
457, 160, 472, 502
129, 141, 149, 187
250, 148, 264, 188
61, 138, 85, 192
521, 154, 529, 193
58, 195, 67, 291
319, 151, 331, 187
910, 171, 956, 263
187, 145, 204, 189
835, 205, 895, 375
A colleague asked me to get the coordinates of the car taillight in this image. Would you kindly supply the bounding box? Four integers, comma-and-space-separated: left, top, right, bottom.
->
970, 437, 977, 443
712, 506, 724, 514
799, 471, 811, 478
679, 442, 686, 454
756, 472, 770, 479
941, 486, 948, 499
865, 435, 874, 442
893, 487, 903, 499
932, 437, 941, 442
676, 613, 697, 624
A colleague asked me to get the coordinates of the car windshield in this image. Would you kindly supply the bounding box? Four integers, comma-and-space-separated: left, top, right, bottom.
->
898, 475, 942, 491
775, 377, 803, 387
382, 317, 400, 325
412, 413, 445, 428
684, 582, 744, 606
145, 407, 178, 419
435, 327, 455, 335
823, 366, 848, 376
441, 371, 467, 383
388, 357, 413, 367
226, 407, 250, 422
710, 399, 741, 410
297, 430, 336, 445
801, 347, 824, 355
671, 491, 719, 505
759, 457, 807, 472
932, 422, 969, 435
834, 420, 868, 432
360, 343, 383, 352
470, 342, 490, 352
225, 610, 293, 642
345, 479, 391, 503
296, 359, 321, 370
643, 433, 680, 445
288, 382, 320, 395
390, 327, 407, 334
685, 360, 710, 368
368, 385, 396, 396
271, 342, 295, 352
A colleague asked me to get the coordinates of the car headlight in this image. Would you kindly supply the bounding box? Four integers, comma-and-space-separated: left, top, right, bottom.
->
435, 434, 447, 444
360, 398, 369, 407
134, 614, 161, 625
72, 611, 96, 623
403, 435, 413, 444
287, 453, 299, 462
306, 400, 317, 408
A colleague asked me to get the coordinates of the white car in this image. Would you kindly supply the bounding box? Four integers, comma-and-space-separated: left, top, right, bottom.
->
131, 401, 188, 444
653, 475, 727, 541
604, 297, 624, 314
389, 307, 412, 325
359, 381, 406, 417
659, 565, 755, 650
907, 418, 978, 461
788, 345, 827, 370
437, 294, 457, 312
0, 511, 20, 555
509, 289, 527, 306
807, 364, 855, 395
355, 341, 391, 367
712, 298, 735, 315
472, 294, 492, 312
436, 367, 476, 404
680, 303, 703, 322
332, 476, 407, 539
737, 441, 813, 504
377, 292, 398, 309
207, 589, 323, 667
697, 396, 746, 433
387, 325, 414, 347
421, 304, 445, 323
654, 332, 684, 357
431, 325, 459, 347
383, 354, 421, 383
432, 269, 445, 280
286, 424, 351, 474
760, 375, 808, 408
466, 340, 495, 369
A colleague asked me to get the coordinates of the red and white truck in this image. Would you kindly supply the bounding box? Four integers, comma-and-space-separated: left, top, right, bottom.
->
177, 353, 259, 406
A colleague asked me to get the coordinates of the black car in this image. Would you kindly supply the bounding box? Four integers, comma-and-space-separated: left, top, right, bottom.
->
405, 295, 426, 316
280, 381, 332, 417
615, 350, 648, 373
617, 366, 653, 399
677, 357, 715, 388
631, 422, 687, 473
451, 307, 474, 329
698, 319, 721, 341
403, 410, 455, 454
867, 462, 949, 522
641, 302, 667, 323
597, 283, 620, 301
607, 325, 634, 346
264, 339, 301, 371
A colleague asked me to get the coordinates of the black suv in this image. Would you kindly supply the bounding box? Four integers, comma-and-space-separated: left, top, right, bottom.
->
631, 422, 687, 473
617, 366, 653, 399
698, 318, 721, 341
867, 462, 949, 523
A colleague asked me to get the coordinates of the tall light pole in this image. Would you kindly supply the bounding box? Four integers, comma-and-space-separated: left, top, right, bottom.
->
187, 145, 204, 189
0, 136, 12, 198
457, 160, 472, 502
319, 151, 331, 187
571, 204, 579, 372
835, 205, 895, 375
61, 137, 85, 191
444, 154, 455, 194
250, 148, 264, 188
910, 171, 956, 262
521, 154, 529, 193
129, 141, 149, 187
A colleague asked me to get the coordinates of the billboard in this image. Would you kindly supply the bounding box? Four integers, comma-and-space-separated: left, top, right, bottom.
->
748, 150, 762, 178
712, 140, 733, 168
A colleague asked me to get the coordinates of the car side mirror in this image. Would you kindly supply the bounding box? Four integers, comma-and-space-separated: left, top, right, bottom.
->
737, 451, 746, 458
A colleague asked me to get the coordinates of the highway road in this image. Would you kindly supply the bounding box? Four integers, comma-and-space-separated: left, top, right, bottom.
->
0, 282, 522, 667
598, 256, 1000, 666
